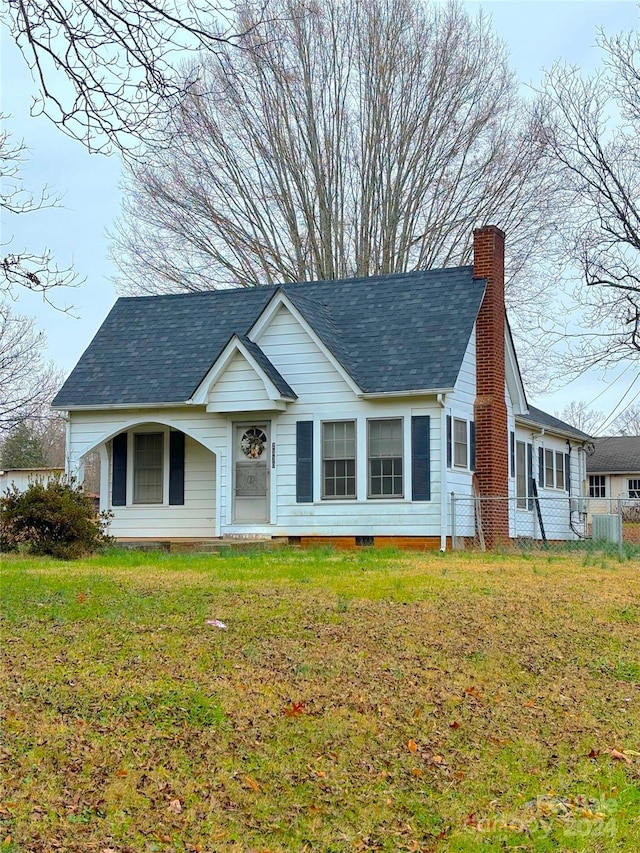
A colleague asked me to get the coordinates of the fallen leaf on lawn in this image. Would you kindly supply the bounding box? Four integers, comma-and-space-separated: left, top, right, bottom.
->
588, 748, 600, 759
431, 754, 446, 766
407, 739, 418, 753
523, 699, 537, 708
244, 775, 261, 792
76, 593, 87, 603
449, 721, 460, 729
610, 749, 632, 764
411, 768, 423, 777
116, 769, 128, 777
167, 798, 182, 814
3, 837, 12, 847
464, 686, 482, 700
283, 701, 305, 717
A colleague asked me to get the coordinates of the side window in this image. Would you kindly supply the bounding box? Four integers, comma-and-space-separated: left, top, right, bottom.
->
629, 479, 640, 499
555, 452, 565, 491
368, 418, 403, 498
322, 421, 356, 499
545, 449, 554, 488
453, 418, 468, 468
516, 440, 527, 509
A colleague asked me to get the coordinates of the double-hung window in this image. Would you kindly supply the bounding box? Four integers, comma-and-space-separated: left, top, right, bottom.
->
516, 440, 528, 509
453, 418, 468, 468
322, 421, 356, 499
368, 418, 403, 498
543, 448, 567, 490
629, 479, 640, 499
589, 475, 606, 498
133, 432, 164, 503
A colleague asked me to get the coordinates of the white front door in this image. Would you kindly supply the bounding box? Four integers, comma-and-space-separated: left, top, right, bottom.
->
233, 423, 270, 523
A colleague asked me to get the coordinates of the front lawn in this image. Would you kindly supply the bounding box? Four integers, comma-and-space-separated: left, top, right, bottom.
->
1, 547, 639, 852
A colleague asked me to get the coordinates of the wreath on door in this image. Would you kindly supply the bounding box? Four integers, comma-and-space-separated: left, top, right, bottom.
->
241, 427, 267, 459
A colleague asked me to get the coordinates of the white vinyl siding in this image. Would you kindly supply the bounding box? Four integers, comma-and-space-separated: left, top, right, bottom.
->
207, 351, 270, 411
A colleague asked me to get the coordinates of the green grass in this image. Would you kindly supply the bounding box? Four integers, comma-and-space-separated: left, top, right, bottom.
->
1, 546, 639, 852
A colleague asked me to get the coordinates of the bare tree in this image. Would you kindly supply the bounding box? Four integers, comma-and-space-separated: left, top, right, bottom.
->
1, 121, 80, 300
0, 303, 61, 432
538, 22, 640, 370
611, 402, 640, 435
1, 0, 265, 154
112, 0, 564, 378
555, 401, 605, 435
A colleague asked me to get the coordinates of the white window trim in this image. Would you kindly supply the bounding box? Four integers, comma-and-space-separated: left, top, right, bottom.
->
321, 419, 357, 501
453, 417, 468, 469
126, 426, 171, 506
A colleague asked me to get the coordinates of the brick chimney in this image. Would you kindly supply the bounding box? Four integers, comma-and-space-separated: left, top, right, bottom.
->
473, 226, 509, 545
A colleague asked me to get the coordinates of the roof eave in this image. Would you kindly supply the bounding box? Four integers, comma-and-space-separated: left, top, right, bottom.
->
51, 401, 193, 412
358, 386, 455, 399
515, 415, 590, 441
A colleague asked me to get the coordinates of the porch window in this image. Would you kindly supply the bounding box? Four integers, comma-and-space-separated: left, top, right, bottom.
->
133, 432, 163, 503
322, 421, 356, 499
368, 418, 403, 498
589, 475, 605, 498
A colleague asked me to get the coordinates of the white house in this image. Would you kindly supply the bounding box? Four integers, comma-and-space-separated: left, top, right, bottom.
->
52, 226, 590, 548
587, 436, 640, 515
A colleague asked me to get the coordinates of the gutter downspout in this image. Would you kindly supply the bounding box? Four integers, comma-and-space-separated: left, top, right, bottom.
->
64, 413, 72, 480
438, 393, 447, 550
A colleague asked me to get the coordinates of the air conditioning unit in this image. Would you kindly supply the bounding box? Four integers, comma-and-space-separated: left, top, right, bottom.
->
592, 514, 621, 543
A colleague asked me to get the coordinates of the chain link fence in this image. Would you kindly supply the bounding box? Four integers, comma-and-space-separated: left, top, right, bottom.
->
450, 493, 640, 555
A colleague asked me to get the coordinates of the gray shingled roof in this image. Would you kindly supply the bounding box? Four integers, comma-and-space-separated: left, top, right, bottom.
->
236, 335, 297, 399
53, 266, 485, 408
587, 436, 640, 474
518, 406, 592, 440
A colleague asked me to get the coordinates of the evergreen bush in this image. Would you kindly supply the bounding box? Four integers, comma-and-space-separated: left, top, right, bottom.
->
1, 479, 112, 559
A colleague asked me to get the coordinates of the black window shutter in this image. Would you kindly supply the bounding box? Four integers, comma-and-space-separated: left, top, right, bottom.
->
527, 442, 534, 510
510, 431, 515, 477
112, 432, 127, 506
296, 421, 313, 503
565, 453, 570, 492
411, 416, 431, 501
446, 415, 452, 468
169, 431, 185, 505
469, 420, 476, 472
538, 446, 544, 486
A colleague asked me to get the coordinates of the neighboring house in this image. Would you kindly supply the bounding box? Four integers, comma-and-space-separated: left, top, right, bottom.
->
0, 468, 64, 494
587, 436, 640, 514
52, 226, 590, 547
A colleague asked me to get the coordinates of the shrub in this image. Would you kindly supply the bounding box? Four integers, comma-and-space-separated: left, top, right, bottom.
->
0, 479, 112, 559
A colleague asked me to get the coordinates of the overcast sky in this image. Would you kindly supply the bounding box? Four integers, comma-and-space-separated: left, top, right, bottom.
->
2, 1, 639, 424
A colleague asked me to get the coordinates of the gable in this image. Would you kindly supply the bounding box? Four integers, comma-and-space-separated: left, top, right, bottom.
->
254, 303, 358, 400
206, 351, 271, 412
